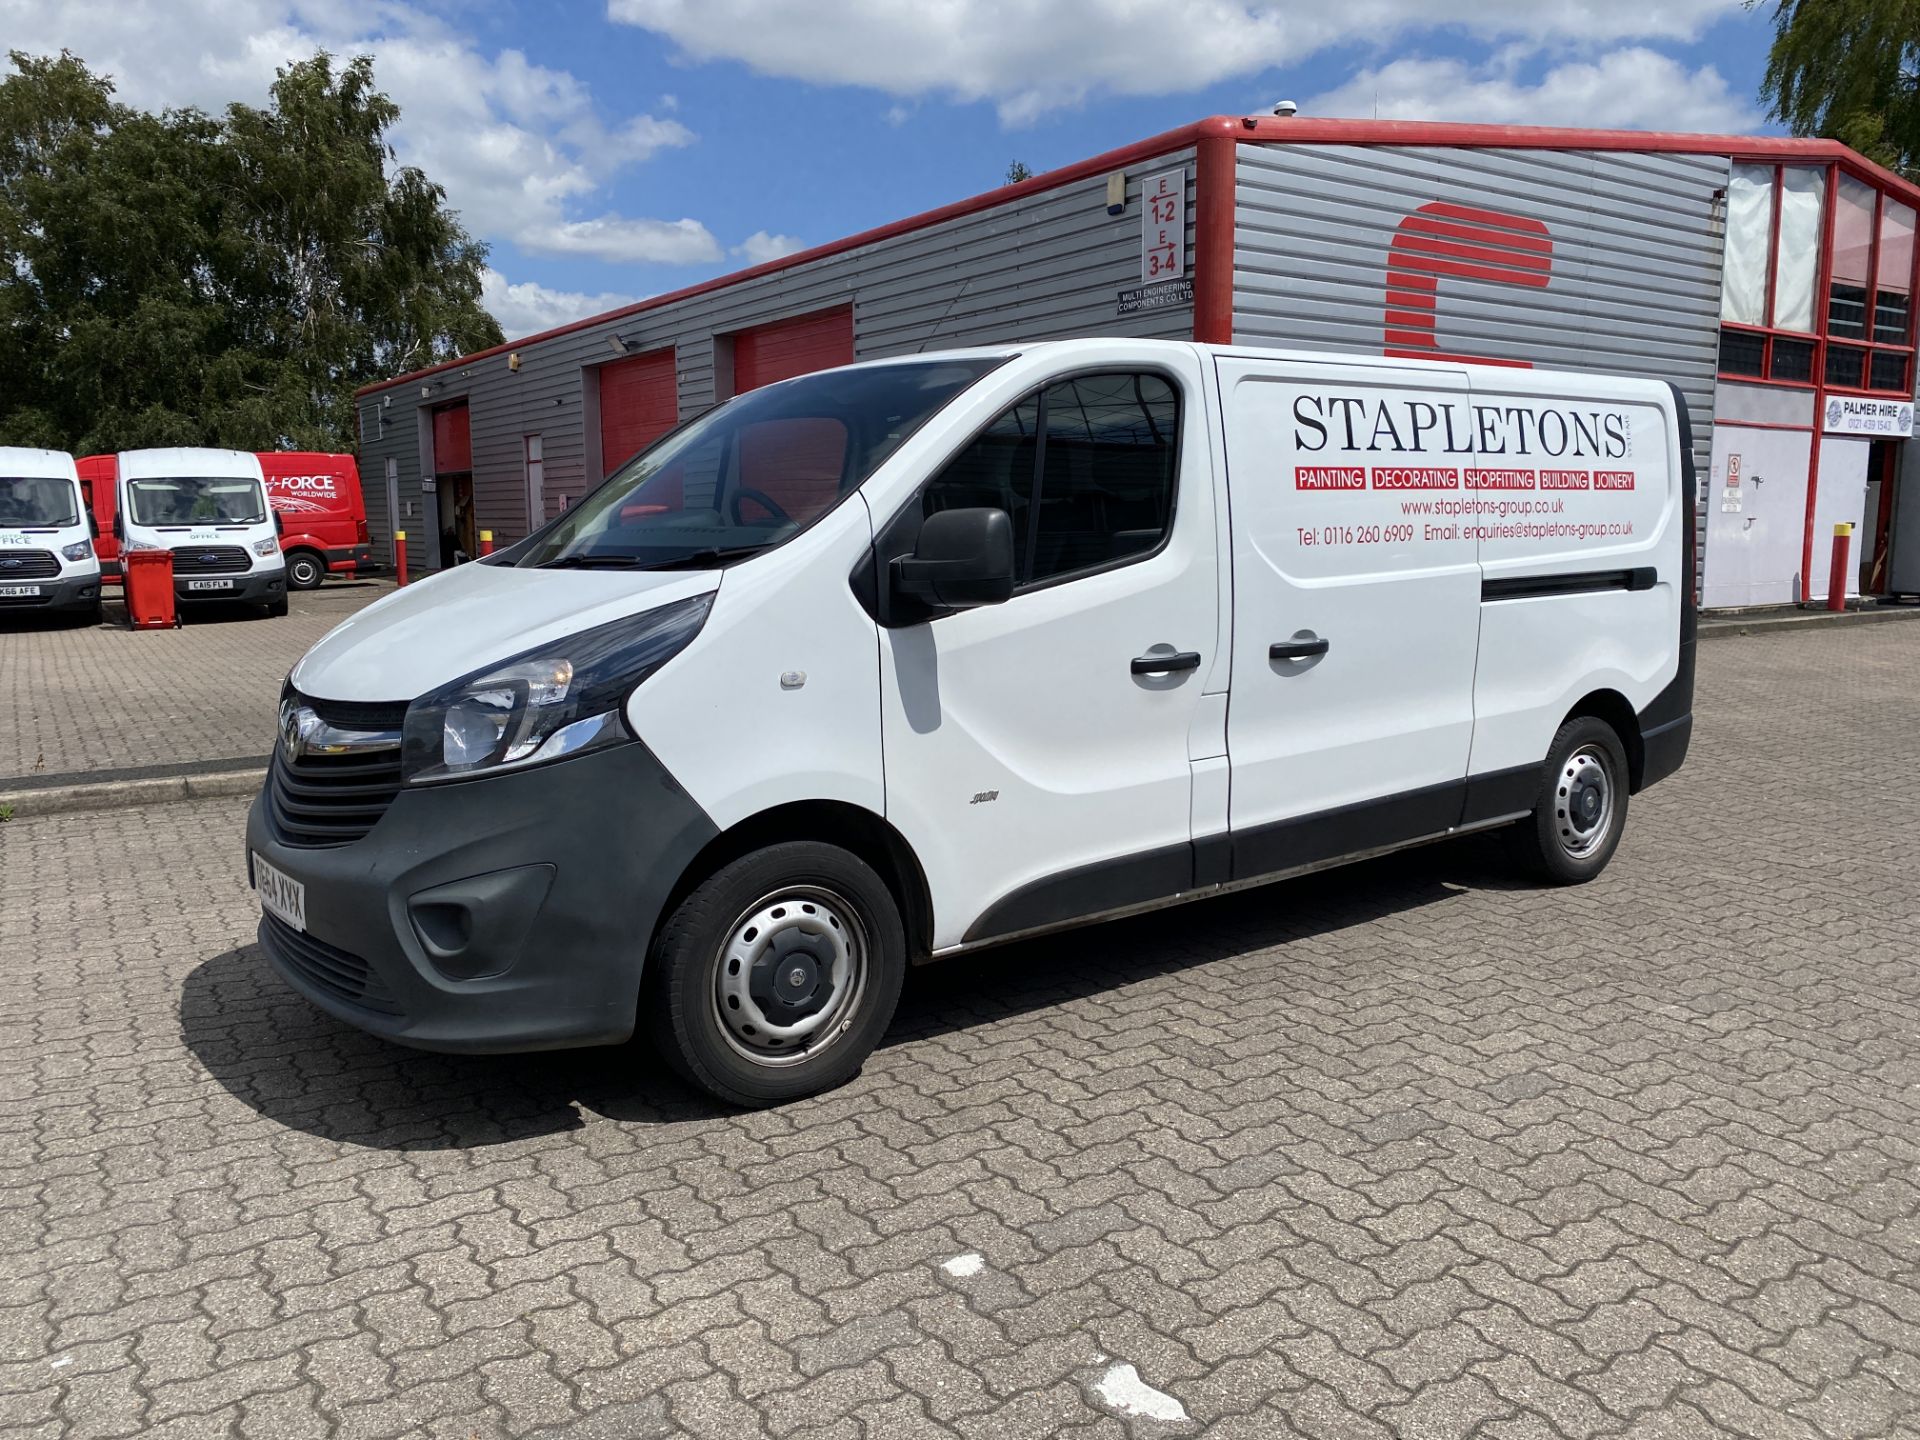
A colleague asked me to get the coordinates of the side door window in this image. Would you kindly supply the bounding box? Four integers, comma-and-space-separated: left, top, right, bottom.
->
918, 373, 1180, 589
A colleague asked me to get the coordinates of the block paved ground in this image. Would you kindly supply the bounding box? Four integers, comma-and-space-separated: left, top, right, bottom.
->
3, 622, 1919, 1439
1, 583, 389, 786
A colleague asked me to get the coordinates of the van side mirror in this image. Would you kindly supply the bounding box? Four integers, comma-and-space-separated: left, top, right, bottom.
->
88, 510, 100, 539
892, 507, 1015, 611
112, 510, 123, 541
274, 510, 285, 535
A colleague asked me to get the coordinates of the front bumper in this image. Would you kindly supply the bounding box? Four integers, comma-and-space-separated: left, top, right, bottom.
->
176, 569, 285, 603
246, 740, 720, 1052
0, 571, 102, 613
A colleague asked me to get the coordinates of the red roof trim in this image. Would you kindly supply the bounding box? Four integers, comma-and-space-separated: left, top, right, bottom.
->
359, 114, 1920, 398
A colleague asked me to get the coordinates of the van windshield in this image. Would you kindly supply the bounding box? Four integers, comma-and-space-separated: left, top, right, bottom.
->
0, 476, 80, 528
512, 358, 1005, 571
127, 477, 268, 527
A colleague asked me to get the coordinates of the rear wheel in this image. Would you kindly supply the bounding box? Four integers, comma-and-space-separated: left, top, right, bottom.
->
285, 550, 326, 589
646, 842, 906, 1107
1509, 716, 1630, 884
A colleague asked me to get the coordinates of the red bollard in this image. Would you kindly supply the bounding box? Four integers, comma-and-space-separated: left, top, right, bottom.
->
479, 529, 494, 557
1827, 522, 1853, 612
394, 529, 409, 587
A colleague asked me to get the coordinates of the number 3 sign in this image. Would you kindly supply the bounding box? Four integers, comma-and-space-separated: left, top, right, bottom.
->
1140, 168, 1186, 284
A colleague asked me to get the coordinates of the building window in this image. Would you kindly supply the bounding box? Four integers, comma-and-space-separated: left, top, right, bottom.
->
1772, 166, 1825, 333
524, 435, 544, 528
1875, 200, 1914, 346
1722, 164, 1775, 329
1829, 175, 1876, 340
1720, 162, 1917, 394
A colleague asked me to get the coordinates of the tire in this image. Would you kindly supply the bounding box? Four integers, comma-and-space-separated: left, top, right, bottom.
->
264, 594, 289, 618
1509, 716, 1630, 884
285, 550, 326, 589
645, 842, 907, 1108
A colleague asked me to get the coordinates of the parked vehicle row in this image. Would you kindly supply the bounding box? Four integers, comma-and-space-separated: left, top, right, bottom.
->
79, 451, 373, 593
247, 339, 1696, 1108
3, 447, 376, 623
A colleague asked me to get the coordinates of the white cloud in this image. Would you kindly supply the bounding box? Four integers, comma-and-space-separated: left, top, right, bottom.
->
606, 0, 1746, 124
0, 0, 708, 267
733, 230, 806, 266
480, 268, 637, 336
1308, 48, 1759, 132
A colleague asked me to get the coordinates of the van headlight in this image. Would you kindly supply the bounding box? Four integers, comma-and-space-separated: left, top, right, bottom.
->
400, 593, 714, 785
252, 537, 280, 557
62, 540, 93, 562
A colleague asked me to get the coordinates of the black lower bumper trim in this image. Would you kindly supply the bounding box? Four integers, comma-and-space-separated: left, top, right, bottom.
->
246, 739, 720, 1052
0, 572, 103, 612
1639, 712, 1692, 791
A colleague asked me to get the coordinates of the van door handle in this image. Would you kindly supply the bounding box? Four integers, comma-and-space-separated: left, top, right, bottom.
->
1270, 638, 1330, 660
1131, 650, 1202, 675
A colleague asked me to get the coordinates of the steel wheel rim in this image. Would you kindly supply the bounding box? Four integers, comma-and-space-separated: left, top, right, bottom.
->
290, 557, 319, 586
713, 886, 868, 1068
1554, 744, 1616, 859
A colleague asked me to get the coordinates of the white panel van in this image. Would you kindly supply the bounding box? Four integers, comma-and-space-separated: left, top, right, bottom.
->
0, 448, 102, 620
249, 341, 1694, 1106
116, 448, 288, 616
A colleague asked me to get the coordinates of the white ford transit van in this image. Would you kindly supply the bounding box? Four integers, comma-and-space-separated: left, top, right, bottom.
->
0, 448, 102, 620
117, 448, 288, 616
249, 341, 1694, 1106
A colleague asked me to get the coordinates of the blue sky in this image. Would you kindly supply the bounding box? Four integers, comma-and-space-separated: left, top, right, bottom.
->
6, 1, 1782, 337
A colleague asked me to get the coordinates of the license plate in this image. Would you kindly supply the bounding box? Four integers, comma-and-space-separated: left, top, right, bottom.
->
186, 578, 233, 591
253, 853, 307, 932
0, 584, 41, 597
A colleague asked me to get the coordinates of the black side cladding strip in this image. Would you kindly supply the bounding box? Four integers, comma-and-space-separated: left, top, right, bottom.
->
1481, 567, 1657, 602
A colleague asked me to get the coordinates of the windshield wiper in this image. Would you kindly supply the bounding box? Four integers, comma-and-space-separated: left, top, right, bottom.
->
539, 554, 649, 570
640, 546, 765, 570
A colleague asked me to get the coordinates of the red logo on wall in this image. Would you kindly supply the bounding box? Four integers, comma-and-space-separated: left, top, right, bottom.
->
1384, 201, 1554, 369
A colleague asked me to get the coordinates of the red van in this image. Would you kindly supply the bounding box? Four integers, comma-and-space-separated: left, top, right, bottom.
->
256, 452, 375, 588
75, 454, 121, 584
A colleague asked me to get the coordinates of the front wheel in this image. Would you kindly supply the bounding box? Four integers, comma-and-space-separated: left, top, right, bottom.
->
263, 594, 289, 618
645, 842, 906, 1107
1509, 717, 1630, 884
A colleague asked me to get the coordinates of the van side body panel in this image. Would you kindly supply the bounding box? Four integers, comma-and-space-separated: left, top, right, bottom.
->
866, 342, 1222, 951
625, 496, 886, 832
1213, 357, 1483, 871
259, 452, 374, 579
1465, 375, 1683, 781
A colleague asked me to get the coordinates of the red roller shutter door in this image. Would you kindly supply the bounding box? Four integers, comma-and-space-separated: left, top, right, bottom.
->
598, 349, 678, 475
731, 306, 854, 393
431, 402, 471, 473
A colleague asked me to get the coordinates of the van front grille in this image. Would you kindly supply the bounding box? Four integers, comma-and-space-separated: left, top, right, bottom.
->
0, 548, 61, 579
170, 545, 252, 575
268, 748, 404, 847
259, 913, 403, 1016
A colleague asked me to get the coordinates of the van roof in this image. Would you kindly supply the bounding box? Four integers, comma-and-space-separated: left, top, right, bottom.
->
0, 447, 79, 480
849, 338, 1671, 405
117, 447, 264, 480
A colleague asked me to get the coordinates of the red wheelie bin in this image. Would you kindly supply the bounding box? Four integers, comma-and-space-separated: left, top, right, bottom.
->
125, 549, 180, 629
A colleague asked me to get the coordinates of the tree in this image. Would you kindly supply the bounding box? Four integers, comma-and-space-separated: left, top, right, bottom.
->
0, 50, 502, 453
1005, 159, 1033, 184
1754, 0, 1920, 178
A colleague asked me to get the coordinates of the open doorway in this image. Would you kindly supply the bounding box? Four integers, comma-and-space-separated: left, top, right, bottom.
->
437, 472, 476, 567
1865, 439, 1900, 595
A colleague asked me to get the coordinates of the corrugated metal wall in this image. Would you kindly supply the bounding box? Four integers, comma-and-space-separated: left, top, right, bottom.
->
356, 155, 1198, 570
1233, 143, 1728, 575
